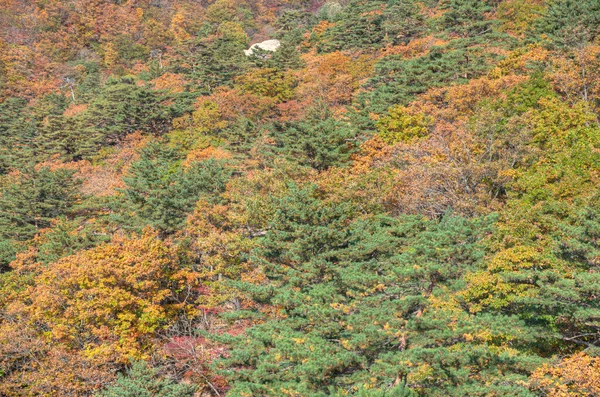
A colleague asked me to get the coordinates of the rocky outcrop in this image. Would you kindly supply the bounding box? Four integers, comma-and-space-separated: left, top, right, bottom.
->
244, 39, 281, 56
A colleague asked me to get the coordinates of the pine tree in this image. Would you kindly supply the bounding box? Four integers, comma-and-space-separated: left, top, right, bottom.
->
268, 109, 359, 170
366, 43, 499, 113
81, 76, 175, 149
180, 36, 250, 94
534, 0, 600, 47
0, 166, 81, 242
214, 185, 535, 396
318, 0, 426, 52
439, 0, 496, 38
120, 142, 231, 234
0, 97, 28, 173
99, 361, 195, 397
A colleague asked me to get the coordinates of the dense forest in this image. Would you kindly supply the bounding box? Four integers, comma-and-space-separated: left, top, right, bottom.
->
0, 0, 599, 395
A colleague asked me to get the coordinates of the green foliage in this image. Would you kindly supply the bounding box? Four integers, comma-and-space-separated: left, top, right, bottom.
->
99, 361, 195, 397
235, 68, 296, 102
215, 185, 535, 396
276, 10, 315, 34
112, 34, 149, 63
366, 43, 499, 113
439, 0, 496, 38
534, 0, 600, 47
0, 166, 81, 242
80, 76, 175, 151
70, 60, 102, 103
0, 94, 75, 167
331, 384, 416, 397
0, 97, 29, 173
177, 37, 250, 93
503, 71, 556, 114
0, 166, 81, 270
35, 218, 108, 265
272, 33, 304, 70
3, 0, 600, 394
268, 111, 359, 170
376, 106, 432, 144
0, 239, 17, 272
120, 142, 231, 234
318, 0, 426, 52
465, 98, 600, 356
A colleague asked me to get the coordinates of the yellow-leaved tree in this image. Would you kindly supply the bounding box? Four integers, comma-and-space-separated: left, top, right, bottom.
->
0, 230, 200, 395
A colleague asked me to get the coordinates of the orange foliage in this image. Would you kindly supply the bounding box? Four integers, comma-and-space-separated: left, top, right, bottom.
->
0, 231, 201, 395
322, 75, 528, 217
529, 353, 600, 396
549, 44, 600, 107
275, 99, 311, 121
316, 137, 396, 213
183, 146, 233, 166
62, 132, 147, 197
63, 103, 89, 117
491, 44, 550, 77
379, 35, 448, 59
296, 51, 374, 108
152, 72, 187, 93
381, 76, 528, 216
207, 87, 276, 121
302, 20, 335, 49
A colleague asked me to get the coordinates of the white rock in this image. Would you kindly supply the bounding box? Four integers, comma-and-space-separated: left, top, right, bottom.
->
244, 39, 281, 56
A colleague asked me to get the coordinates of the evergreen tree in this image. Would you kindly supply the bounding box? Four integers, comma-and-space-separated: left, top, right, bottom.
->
35, 218, 108, 265
366, 43, 499, 113
0, 97, 28, 173
0, 94, 71, 169
534, 0, 600, 47
179, 36, 250, 94
464, 97, 600, 359
0, 166, 81, 242
120, 142, 231, 234
268, 110, 359, 170
99, 361, 195, 397
318, 0, 426, 52
80, 76, 175, 149
439, 0, 496, 38
215, 186, 536, 396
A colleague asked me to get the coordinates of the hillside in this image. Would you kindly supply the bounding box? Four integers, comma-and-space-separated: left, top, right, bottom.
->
1, 0, 600, 396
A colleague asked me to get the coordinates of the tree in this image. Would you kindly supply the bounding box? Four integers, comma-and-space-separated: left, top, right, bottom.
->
235, 68, 295, 103
99, 361, 196, 397
177, 36, 250, 94
268, 109, 359, 170
366, 43, 500, 113
0, 231, 201, 395
376, 105, 432, 144
463, 97, 600, 355
215, 185, 535, 396
80, 76, 175, 149
534, 0, 600, 48
439, 0, 496, 39
318, 0, 426, 52
0, 166, 81, 242
528, 353, 600, 396
0, 97, 29, 173
120, 142, 231, 234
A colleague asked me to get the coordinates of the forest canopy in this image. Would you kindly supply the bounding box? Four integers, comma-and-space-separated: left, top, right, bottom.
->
1, 0, 600, 396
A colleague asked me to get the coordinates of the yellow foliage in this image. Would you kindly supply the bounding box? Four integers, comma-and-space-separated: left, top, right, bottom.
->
102, 42, 118, 68
236, 68, 296, 102
26, 231, 198, 363
529, 353, 600, 396
376, 105, 432, 144
218, 21, 248, 45
170, 12, 191, 43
